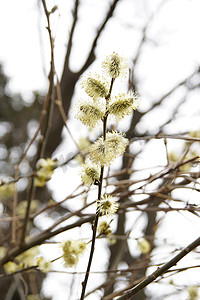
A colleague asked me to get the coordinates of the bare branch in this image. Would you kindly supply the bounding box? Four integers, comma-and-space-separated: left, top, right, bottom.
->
79, 0, 121, 75
117, 235, 200, 299
63, 0, 80, 71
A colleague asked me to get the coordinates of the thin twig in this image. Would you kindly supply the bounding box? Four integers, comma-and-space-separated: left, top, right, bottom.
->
130, 134, 200, 143
80, 78, 115, 299
11, 165, 19, 245
20, 0, 56, 246
117, 235, 200, 299
55, 77, 84, 154
0, 215, 94, 267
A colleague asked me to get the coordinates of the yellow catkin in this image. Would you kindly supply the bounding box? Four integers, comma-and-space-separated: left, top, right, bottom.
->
102, 52, 128, 78
61, 240, 87, 268
75, 100, 105, 128
97, 194, 119, 216
89, 131, 129, 166
80, 162, 100, 186
82, 73, 108, 99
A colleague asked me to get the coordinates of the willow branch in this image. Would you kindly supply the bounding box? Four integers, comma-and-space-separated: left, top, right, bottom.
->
0, 215, 94, 267
80, 78, 115, 299
20, 0, 56, 246
55, 77, 84, 154
65, 0, 79, 66
117, 235, 200, 299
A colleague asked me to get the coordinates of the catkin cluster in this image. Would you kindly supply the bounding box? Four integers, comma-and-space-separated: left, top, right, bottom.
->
75, 52, 139, 216
61, 240, 87, 267
3, 247, 39, 274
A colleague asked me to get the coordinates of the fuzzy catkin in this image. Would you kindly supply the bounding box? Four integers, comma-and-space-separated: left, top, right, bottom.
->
82, 73, 109, 99
89, 132, 129, 166
102, 52, 128, 78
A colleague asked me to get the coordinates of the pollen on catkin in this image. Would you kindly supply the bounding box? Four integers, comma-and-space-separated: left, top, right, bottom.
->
102, 52, 128, 79
108, 92, 139, 121
97, 194, 119, 216
61, 240, 87, 268
74, 99, 105, 128
35, 256, 51, 273
16, 247, 39, 268
89, 132, 128, 166
98, 219, 112, 236
80, 162, 100, 186
82, 73, 109, 99
64, 254, 79, 268
3, 247, 39, 273
105, 131, 129, 159
89, 136, 107, 165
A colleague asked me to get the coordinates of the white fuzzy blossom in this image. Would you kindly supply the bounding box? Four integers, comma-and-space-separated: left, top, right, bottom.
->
97, 219, 112, 236
89, 131, 129, 166
105, 131, 129, 157
82, 73, 109, 99
80, 162, 100, 186
61, 240, 87, 268
102, 52, 128, 79
97, 194, 119, 216
35, 257, 52, 273
89, 137, 106, 165
108, 92, 139, 121
74, 99, 105, 128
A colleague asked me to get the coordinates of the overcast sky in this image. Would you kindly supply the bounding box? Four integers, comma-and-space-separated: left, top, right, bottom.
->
1, 0, 200, 101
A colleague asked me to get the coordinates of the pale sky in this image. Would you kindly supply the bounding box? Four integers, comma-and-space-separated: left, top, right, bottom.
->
1, 0, 200, 100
